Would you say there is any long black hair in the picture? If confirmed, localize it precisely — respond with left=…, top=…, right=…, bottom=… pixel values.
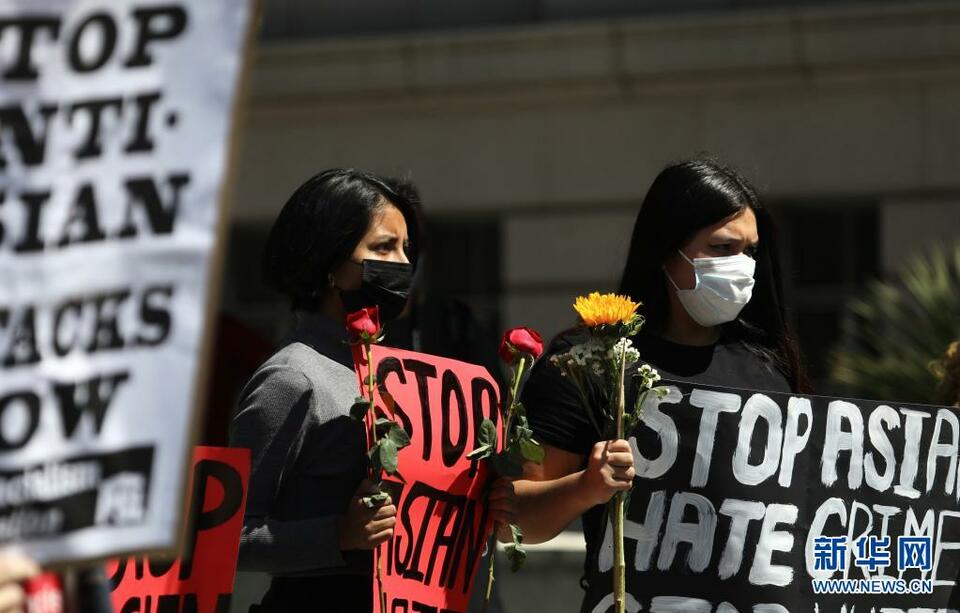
left=262, top=168, right=422, bottom=310
left=618, top=158, right=811, bottom=393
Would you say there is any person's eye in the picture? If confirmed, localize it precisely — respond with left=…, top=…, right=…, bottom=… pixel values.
left=711, top=244, right=732, bottom=253
left=374, top=241, right=393, bottom=253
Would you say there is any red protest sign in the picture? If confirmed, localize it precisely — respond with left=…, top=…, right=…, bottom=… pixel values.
left=106, top=446, right=250, bottom=613
left=353, top=345, right=502, bottom=613
left=24, top=573, right=64, bottom=613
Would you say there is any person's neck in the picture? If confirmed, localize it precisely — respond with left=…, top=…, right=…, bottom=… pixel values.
left=660, top=313, right=721, bottom=347
left=317, top=293, right=345, bottom=324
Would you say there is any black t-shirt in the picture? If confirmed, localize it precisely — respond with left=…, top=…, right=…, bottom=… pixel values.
left=522, top=328, right=791, bottom=607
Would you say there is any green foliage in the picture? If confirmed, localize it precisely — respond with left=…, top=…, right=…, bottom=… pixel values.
left=361, top=492, right=390, bottom=509
left=379, top=438, right=398, bottom=474
left=470, top=411, right=545, bottom=477
left=505, top=523, right=526, bottom=572
left=374, top=417, right=410, bottom=449
left=385, top=422, right=411, bottom=448
left=519, top=436, right=544, bottom=464
left=624, top=386, right=669, bottom=434
left=509, top=408, right=543, bottom=463
left=368, top=422, right=410, bottom=477
left=350, top=397, right=371, bottom=420
left=467, top=419, right=497, bottom=460
left=588, top=314, right=646, bottom=340
left=830, top=243, right=960, bottom=404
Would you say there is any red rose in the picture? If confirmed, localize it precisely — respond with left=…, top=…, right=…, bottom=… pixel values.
left=499, top=326, right=544, bottom=364
left=346, top=306, right=381, bottom=341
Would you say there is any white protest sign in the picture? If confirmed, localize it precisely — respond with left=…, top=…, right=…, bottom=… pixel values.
left=0, top=0, right=254, bottom=563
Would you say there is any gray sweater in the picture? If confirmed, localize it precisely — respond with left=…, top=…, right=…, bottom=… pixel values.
left=229, top=312, right=370, bottom=577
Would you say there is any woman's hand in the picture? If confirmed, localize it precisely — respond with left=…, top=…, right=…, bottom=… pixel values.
left=337, top=479, right=397, bottom=551
left=578, top=439, right=635, bottom=506
left=487, top=478, right=519, bottom=542
left=0, top=553, right=40, bottom=613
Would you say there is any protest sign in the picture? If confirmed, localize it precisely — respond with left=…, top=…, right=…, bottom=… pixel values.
left=0, top=0, right=255, bottom=562
left=24, top=573, right=64, bottom=613
left=583, top=381, right=960, bottom=612
left=106, top=446, right=251, bottom=613
left=353, top=345, right=502, bottom=613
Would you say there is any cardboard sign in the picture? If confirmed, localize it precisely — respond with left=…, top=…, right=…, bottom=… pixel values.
left=581, top=381, right=960, bottom=612
left=353, top=345, right=502, bottom=613
left=106, top=446, right=251, bottom=613
left=0, top=1, right=255, bottom=563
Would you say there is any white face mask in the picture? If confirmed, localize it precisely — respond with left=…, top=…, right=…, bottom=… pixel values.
left=666, top=250, right=756, bottom=327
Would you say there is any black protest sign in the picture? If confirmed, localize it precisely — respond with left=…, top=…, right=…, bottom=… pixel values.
left=583, top=381, right=960, bottom=612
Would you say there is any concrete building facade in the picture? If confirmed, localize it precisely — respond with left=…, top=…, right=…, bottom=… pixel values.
left=225, top=0, right=960, bottom=387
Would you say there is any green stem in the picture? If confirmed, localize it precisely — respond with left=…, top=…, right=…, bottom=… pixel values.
left=613, top=341, right=627, bottom=613
left=613, top=493, right=625, bottom=613
left=481, top=356, right=525, bottom=613
left=365, top=341, right=387, bottom=613
left=481, top=535, right=495, bottom=613
left=504, top=355, right=527, bottom=440
left=365, top=342, right=376, bottom=412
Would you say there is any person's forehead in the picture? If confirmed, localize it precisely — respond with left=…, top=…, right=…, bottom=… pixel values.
left=370, top=203, right=408, bottom=235
left=711, top=208, right=758, bottom=240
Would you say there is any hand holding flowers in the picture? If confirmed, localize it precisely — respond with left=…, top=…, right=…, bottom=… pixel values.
left=548, top=292, right=667, bottom=613
left=469, top=325, right=545, bottom=611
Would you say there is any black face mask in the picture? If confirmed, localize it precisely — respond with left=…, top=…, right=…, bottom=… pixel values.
left=337, top=259, right=413, bottom=322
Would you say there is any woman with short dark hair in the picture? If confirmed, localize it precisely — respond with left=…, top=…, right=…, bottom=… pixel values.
left=514, top=158, right=811, bottom=611
left=229, top=168, right=420, bottom=612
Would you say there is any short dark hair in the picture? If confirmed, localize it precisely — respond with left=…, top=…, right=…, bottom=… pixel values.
left=262, top=168, right=422, bottom=309
left=618, top=158, right=811, bottom=393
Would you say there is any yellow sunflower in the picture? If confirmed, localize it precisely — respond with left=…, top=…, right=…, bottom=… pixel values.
left=573, top=292, right=639, bottom=327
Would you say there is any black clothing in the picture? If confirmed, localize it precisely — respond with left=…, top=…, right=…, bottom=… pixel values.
left=253, top=575, right=372, bottom=613
left=523, top=328, right=791, bottom=610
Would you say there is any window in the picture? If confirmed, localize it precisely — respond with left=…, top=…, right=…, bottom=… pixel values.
left=774, top=201, right=880, bottom=390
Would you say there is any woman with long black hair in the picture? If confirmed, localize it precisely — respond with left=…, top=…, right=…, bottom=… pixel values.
left=514, top=158, right=811, bottom=611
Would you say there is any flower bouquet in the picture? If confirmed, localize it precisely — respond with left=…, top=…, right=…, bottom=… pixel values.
left=549, top=292, right=666, bottom=613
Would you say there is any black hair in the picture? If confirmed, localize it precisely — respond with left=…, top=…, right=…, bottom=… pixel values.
left=617, top=158, right=812, bottom=393
left=262, top=168, right=422, bottom=310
